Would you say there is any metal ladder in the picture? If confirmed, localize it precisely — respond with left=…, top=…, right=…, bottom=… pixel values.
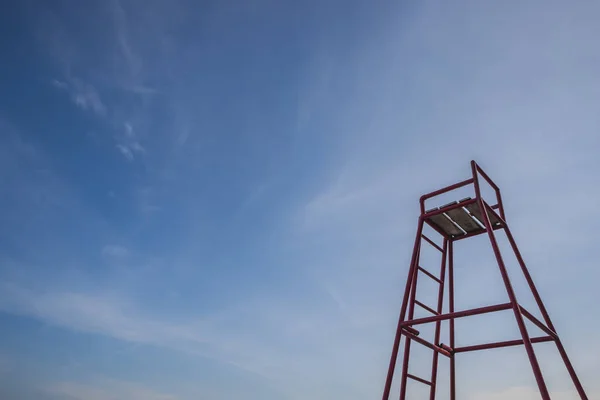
left=397, top=232, right=449, bottom=399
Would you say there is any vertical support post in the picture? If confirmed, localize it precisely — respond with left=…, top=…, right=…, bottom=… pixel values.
left=382, top=218, right=425, bottom=400
left=504, top=226, right=588, bottom=399
left=448, top=240, right=456, bottom=400
left=429, top=238, right=448, bottom=400
left=470, top=161, right=551, bottom=400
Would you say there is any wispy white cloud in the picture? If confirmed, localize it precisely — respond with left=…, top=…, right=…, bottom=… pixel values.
left=110, top=0, right=142, bottom=82
left=130, top=142, right=145, bottom=153
left=0, top=283, right=221, bottom=358
left=52, top=77, right=107, bottom=116
left=0, top=276, right=389, bottom=398
left=40, top=1, right=155, bottom=161
left=116, top=144, right=134, bottom=161
left=114, top=122, right=145, bottom=161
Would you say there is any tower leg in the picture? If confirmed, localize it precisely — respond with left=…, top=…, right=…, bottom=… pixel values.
left=483, top=222, right=550, bottom=399
left=554, top=340, right=589, bottom=400
left=504, top=226, right=589, bottom=399
left=471, top=162, right=550, bottom=400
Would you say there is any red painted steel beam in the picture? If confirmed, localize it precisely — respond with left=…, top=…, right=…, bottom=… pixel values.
left=448, top=240, right=456, bottom=400
left=422, top=234, right=444, bottom=252
left=403, top=326, right=420, bottom=336
left=554, top=339, right=590, bottom=400
left=482, top=200, right=507, bottom=226
left=400, top=302, right=512, bottom=327
left=473, top=161, right=505, bottom=219
left=439, top=343, right=453, bottom=353
left=471, top=160, right=551, bottom=399
left=504, top=227, right=555, bottom=331
left=474, top=163, right=500, bottom=191
left=401, top=329, right=451, bottom=358
left=506, top=220, right=590, bottom=400
left=418, top=266, right=442, bottom=284
left=420, top=178, right=474, bottom=214
left=407, top=374, right=432, bottom=386
left=415, top=300, right=439, bottom=316
left=453, top=336, right=554, bottom=353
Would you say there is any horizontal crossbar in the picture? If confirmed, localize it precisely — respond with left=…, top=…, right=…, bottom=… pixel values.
left=401, top=329, right=451, bottom=358
left=420, top=177, right=474, bottom=213
left=407, top=373, right=432, bottom=386
left=401, top=303, right=512, bottom=327
left=453, top=335, right=554, bottom=353
left=439, top=343, right=453, bottom=353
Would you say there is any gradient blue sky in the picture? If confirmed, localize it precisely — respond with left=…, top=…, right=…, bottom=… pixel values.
left=1, top=1, right=599, bottom=399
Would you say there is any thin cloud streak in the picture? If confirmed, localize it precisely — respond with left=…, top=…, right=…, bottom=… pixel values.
left=0, top=283, right=212, bottom=349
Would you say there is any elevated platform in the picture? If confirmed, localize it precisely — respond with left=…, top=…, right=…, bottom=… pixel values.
left=424, top=197, right=503, bottom=239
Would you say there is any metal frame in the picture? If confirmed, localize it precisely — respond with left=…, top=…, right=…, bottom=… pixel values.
left=381, top=161, right=588, bottom=400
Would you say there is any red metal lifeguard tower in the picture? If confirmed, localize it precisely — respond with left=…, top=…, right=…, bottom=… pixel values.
left=381, top=161, right=588, bottom=400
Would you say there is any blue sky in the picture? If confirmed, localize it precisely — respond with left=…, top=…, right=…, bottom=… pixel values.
left=0, top=0, right=599, bottom=399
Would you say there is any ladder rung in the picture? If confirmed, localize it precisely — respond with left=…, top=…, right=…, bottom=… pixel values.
left=407, top=373, right=432, bottom=386
left=421, top=234, right=443, bottom=252
left=418, top=266, right=442, bottom=284
left=415, top=300, right=439, bottom=316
